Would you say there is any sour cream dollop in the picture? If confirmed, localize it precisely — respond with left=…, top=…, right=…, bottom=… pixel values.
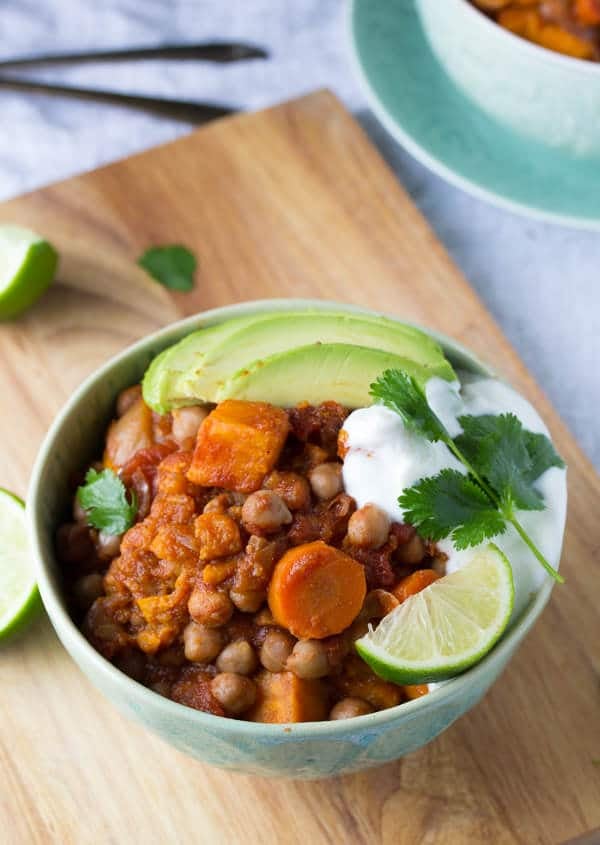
left=341, top=375, right=567, bottom=622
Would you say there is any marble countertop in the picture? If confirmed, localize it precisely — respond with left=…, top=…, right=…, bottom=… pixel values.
left=1, top=0, right=598, bottom=468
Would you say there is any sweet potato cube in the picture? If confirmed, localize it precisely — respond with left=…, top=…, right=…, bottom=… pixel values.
left=574, top=0, right=600, bottom=26
left=202, top=559, right=238, bottom=586
left=404, top=684, right=429, bottom=701
left=334, top=655, right=403, bottom=710
left=194, top=512, right=242, bottom=560
left=187, top=400, right=290, bottom=492
left=247, top=670, right=328, bottom=723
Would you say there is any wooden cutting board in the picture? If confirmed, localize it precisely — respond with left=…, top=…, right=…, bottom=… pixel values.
left=0, top=91, right=598, bottom=845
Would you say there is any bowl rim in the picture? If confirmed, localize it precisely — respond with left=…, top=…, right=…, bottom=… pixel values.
left=27, top=297, right=559, bottom=737
left=453, top=0, right=600, bottom=74
left=348, top=0, right=600, bottom=231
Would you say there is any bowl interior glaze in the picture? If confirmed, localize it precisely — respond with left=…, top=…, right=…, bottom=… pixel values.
left=417, top=0, right=600, bottom=158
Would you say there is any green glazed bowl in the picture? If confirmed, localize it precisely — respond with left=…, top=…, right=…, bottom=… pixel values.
left=27, top=299, right=560, bottom=779
left=416, top=0, right=600, bottom=158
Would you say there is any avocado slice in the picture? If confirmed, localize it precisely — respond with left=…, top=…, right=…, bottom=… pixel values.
left=143, top=315, right=259, bottom=413
left=218, top=343, right=453, bottom=408
left=144, top=310, right=455, bottom=411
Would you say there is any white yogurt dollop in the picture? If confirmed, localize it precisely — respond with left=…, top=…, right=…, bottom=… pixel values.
left=342, top=375, right=567, bottom=622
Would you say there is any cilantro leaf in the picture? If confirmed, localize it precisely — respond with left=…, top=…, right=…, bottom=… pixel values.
left=456, top=413, right=564, bottom=512
left=523, top=429, right=565, bottom=482
left=399, top=468, right=506, bottom=550
left=370, top=369, right=449, bottom=443
left=138, top=245, right=197, bottom=292
left=77, top=468, right=137, bottom=535
left=374, top=366, right=566, bottom=584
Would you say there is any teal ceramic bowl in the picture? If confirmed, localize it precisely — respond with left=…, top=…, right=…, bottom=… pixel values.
left=27, top=299, right=559, bottom=779
left=416, top=0, right=600, bottom=158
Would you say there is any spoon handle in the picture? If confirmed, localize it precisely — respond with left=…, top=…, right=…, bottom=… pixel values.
left=0, top=76, right=236, bottom=123
left=0, top=42, right=268, bottom=69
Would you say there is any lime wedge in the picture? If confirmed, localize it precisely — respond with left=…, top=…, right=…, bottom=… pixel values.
left=356, top=544, right=514, bottom=684
left=0, top=489, right=40, bottom=639
left=0, top=224, right=58, bottom=320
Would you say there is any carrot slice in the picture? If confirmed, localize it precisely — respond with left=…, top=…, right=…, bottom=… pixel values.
left=392, top=569, right=440, bottom=604
left=202, top=559, right=237, bottom=586
left=268, top=540, right=366, bottom=639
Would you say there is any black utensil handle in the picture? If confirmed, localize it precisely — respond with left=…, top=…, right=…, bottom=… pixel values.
left=0, top=76, right=236, bottom=123
left=0, top=42, right=268, bottom=69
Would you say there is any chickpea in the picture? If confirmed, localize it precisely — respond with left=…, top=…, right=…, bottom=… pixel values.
left=432, top=556, right=447, bottom=576
left=56, top=522, right=95, bottom=565
left=73, top=573, right=104, bottom=610
left=211, top=672, right=256, bottom=715
left=229, top=588, right=266, bottom=614
left=347, top=504, right=391, bottom=549
left=203, top=494, right=231, bottom=514
left=241, top=490, right=292, bottom=534
left=85, top=604, right=123, bottom=642
left=216, top=640, right=258, bottom=675
left=396, top=533, right=426, bottom=565
left=308, top=462, right=343, bottom=500
left=286, top=639, right=330, bottom=679
left=330, top=698, right=374, bottom=720
left=116, top=385, right=142, bottom=417
left=188, top=587, right=233, bottom=628
left=259, top=629, right=295, bottom=673
left=72, top=495, right=88, bottom=524
left=253, top=607, right=276, bottom=626
left=171, top=405, right=208, bottom=445
left=304, top=444, right=329, bottom=469
left=183, top=621, right=225, bottom=663
left=348, top=617, right=370, bottom=642
left=362, top=589, right=399, bottom=620
left=264, top=471, right=311, bottom=511
left=96, top=530, right=122, bottom=560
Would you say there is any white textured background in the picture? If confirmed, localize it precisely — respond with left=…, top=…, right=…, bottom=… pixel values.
left=1, top=0, right=598, bottom=468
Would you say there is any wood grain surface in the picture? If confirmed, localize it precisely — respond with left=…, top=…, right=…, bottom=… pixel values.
left=0, top=91, right=598, bottom=845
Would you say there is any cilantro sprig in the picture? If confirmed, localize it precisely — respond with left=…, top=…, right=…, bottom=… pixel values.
left=77, top=468, right=138, bottom=536
left=370, top=369, right=565, bottom=583
left=138, top=244, right=197, bottom=292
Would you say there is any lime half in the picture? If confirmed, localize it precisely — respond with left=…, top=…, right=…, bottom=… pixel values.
left=0, top=489, right=40, bottom=639
left=0, top=224, right=58, bottom=320
left=356, top=544, right=514, bottom=684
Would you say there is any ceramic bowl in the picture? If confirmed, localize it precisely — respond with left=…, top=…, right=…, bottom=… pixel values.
left=416, top=0, right=600, bottom=158
left=27, top=299, right=559, bottom=779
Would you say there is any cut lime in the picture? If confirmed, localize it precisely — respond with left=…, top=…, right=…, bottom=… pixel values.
left=0, top=489, right=40, bottom=640
left=0, top=224, right=58, bottom=320
left=356, top=544, right=514, bottom=684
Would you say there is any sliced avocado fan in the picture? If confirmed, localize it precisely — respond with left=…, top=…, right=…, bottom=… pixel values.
left=143, top=310, right=455, bottom=412
left=143, top=315, right=256, bottom=413
left=219, top=343, right=451, bottom=408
